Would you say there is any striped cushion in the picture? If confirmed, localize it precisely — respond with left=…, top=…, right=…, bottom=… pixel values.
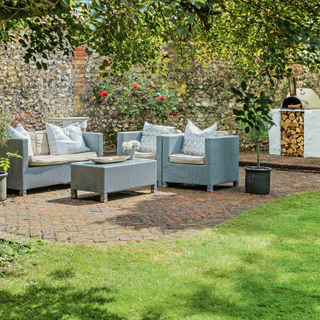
left=46, top=123, right=90, bottom=156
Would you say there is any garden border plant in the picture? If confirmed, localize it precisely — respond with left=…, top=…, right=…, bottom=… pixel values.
left=0, top=238, right=44, bottom=276
left=92, top=72, right=180, bottom=124
left=0, top=110, right=22, bottom=201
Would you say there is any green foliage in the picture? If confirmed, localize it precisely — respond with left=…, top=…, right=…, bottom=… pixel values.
left=92, top=77, right=113, bottom=100
left=0, top=238, right=44, bottom=270
left=0, top=110, right=9, bottom=148
left=103, top=132, right=117, bottom=150
left=93, top=72, right=180, bottom=125
left=232, top=80, right=275, bottom=168
left=1, top=1, right=320, bottom=79
left=0, top=111, right=20, bottom=172
left=0, top=151, right=22, bottom=172
left=234, top=112, right=270, bottom=144
left=150, top=87, right=179, bottom=124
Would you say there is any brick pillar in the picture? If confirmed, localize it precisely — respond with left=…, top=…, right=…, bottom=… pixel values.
left=71, top=46, right=88, bottom=109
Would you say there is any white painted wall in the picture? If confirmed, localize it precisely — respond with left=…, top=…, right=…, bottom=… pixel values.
left=304, top=110, right=320, bottom=157
left=269, top=109, right=281, bottom=155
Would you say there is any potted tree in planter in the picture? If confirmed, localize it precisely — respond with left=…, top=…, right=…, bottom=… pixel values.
left=232, top=81, right=275, bottom=194
left=0, top=110, right=21, bottom=201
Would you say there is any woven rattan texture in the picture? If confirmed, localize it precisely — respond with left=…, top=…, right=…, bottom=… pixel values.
left=83, top=132, right=103, bottom=157
left=71, top=159, right=157, bottom=195
left=0, top=133, right=103, bottom=195
left=117, top=131, right=163, bottom=185
left=162, top=134, right=239, bottom=191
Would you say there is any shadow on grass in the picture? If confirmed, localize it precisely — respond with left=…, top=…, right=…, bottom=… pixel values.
left=49, top=268, right=76, bottom=280
left=140, top=267, right=320, bottom=320
left=0, top=284, right=124, bottom=319
left=2, top=250, right=319, bottom=319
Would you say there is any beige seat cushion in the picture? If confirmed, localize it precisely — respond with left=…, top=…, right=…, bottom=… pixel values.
left=215, top=131, right=228, bottom=137
left=29, top=151, right=97, bottom=166
left=28, top=131, right=50, bottom=156
left=169, top=153, right=205, bottom=165
left=135, top=151, right=156, bottom=160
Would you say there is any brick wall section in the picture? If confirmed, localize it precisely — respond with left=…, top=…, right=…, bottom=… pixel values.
left=72, top=46, right=88, bottom=108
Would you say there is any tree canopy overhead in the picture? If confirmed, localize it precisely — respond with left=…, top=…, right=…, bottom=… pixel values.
left=0, top=0, right=320, bottom=79
left=0, top=0, right=66, bottom=20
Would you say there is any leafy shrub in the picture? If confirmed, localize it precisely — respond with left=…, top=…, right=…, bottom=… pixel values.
left=0, top=239, right=45, bottom=274
left=93, top=72, right=179, bottom=125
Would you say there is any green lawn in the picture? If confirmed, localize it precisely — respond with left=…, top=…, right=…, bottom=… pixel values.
left=1, top=190, right=320, bottom=319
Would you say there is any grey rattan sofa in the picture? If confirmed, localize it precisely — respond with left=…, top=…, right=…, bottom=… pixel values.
left=0, top=132, right=103, bottom=195
left=117, top=131, right=163, bottom=185
left=161, top=134, right=239, bottom=191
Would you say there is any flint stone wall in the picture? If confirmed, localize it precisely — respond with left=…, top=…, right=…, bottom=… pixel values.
left=0, top=42, right=100, bottom=130
left=0, top=41, right=318, bottom=151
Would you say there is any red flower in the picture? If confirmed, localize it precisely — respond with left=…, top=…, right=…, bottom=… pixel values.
left=172, top=112, right=178, bottom=116
left=108, top=60, right=112, bottom=64
left=160, top=96, right=165, bottom=101
left=98, top=91, right=103, bottom=97
left=133, top=84, right=139, bottom=89
left=157, top=96, right=161, bottom=100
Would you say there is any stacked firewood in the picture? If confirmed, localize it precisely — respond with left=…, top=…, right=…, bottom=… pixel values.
left=280, top=111, right=304, bottom=157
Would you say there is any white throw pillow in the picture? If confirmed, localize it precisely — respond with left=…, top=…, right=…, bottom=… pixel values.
left=139, top=121, right=175, bottom=153
left=7, top=123, right=34, bottom=157
left=182, top=119, right=217, bottom=156
left=46, top=123, right=90, bottom=156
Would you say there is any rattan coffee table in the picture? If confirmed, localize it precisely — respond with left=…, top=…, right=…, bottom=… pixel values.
left=70, top=158, right=157, bottom=202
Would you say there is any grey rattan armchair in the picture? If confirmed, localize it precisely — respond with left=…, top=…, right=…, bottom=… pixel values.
left=0, top=132, right=103, bottom=195
left=161, top=134, right=239, bottom=191
left=117, top=131, right=163, bottom=185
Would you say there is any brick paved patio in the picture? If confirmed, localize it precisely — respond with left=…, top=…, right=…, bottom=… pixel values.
left=1, top=152, right=320, bottom=245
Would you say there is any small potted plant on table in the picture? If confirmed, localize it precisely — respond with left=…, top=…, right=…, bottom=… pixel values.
left=232, top=81, right=275, bottom=194
left=122, top=140, right=140, bottom=160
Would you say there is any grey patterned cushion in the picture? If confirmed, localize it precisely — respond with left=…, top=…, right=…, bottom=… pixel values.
left=182, top=119, right=217, bottom=156
left=139, top=121, right=175, bottom=153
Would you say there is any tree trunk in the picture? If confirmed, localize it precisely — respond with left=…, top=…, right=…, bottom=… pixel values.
left=256, top=139, right=260, bottom=169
